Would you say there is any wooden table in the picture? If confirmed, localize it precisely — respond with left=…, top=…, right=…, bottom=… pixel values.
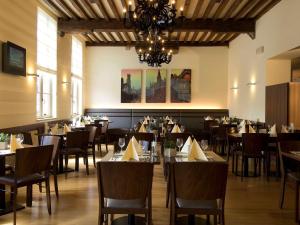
left=281, top=151, right=300, bottom=162
left=164, top=150, right=225, bottom=163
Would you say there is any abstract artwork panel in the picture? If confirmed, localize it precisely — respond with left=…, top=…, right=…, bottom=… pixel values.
left=121, top=69, right=142, bottom=103
left=171, top=69, right=191, bottom=103
left=146, top=69, right=167, bottom=103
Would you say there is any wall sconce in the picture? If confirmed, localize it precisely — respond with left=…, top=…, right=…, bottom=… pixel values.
left=27, top=73, right=39, bottom=78
left=62, top=81, right=71, bottom=85
left=230, top=87, right=239, bottom=90
left=247, top=82, right=257, bottom=86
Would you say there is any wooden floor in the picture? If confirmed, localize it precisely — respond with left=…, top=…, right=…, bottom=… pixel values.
left=0, top=146, right=298, bottom=225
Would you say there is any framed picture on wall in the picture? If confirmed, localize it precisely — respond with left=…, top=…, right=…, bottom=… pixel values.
left=146, top=69, right=167, bottom=103
left=121, top=69, right=142, bottom=103
left=170, top=69, right=191, bottom=103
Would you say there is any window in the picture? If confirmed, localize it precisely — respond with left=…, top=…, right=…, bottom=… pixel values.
left=71, top=37, right=83, bottom=115
left=36, top=8, right=57, bottom=119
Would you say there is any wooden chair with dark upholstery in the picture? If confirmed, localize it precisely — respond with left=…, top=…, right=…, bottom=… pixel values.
left=128, top=132, right=155, bottom=151
left=40, top=135, right=61, bottom=198
left=97, top=161, right=154, bottom=225
left=278, top=133, right=300, bottom=223
left=107, top=128, right=130, bottom=153
left=94, top=121, right=109, bottom=154
left=62, top=131, right=90, bottom=175
left=212, top=126, right=227, bottom=155
left=0, top=145, right=53, bottom=225
left=170, top=161, right=228, bottom=225
left=85, top=125, right=98, bottom=167
left=234, top=133, right=268, bottom=180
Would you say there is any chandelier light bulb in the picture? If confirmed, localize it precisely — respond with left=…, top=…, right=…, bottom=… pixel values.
left=139, top=48, right=142, bottom=52
left=162, top=47, right=165, bottom=51
left=123, top=8, right=126, bottom=13
left=128, top=1, right=132, bottom=5
left=133, top=13, right=137, bottom=19
left=149, top=47, right=152, bottom=51
left=180, top=7, right=184, bottom=11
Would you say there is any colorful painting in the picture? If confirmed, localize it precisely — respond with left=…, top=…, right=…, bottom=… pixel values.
left=146, top=69, right=167, bottom=103
left=121, top=69, right=142, bottom=103
left=171, top=69, right=191, bottom=103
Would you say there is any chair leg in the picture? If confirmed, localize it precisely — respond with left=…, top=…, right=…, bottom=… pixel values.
left=93, top=145, right=96, bottom=168
left=64, top=155, right=68, bottom=167
left=295, top=182, right=299, bottom=223
left=12, top=186, right=17, bottom=225
left=54, top=173, right=59, bottom=199
left=45, top=178, right=52, bottom=215
left=241, top=157, right=244, bottom=181
left=213, top=215, right=217, bottom=225
left=26, top=185, right=32, bottom=207
left=166, top=175, right=169, bottom=208
left=39, top=182, right=43, bottom=193
left=206, top=215, right=210, bottom=225
left=75, top=156, right=79, bottom=171
left=85, top=155, right=89, bottom=175
left=279, top=174, right=286, bottom=208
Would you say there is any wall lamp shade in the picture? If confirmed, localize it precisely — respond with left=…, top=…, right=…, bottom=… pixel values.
left=26, top=73, right=39, bottom=78
left=230, top=87, right=239, bottom=90
left=62, top=81, right=71, bottom=85
left=247, top=82, right=257, bottom=86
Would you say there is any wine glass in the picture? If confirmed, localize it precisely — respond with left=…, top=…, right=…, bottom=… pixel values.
left=118, top=138, right=125, bottom=153
left=200, top=140, right=209, bottom=151
left=16, top=133, right=24, bottom=144
left=176, top=138, right=183, bottom=152
left=180, top=125, right=185, bottom=133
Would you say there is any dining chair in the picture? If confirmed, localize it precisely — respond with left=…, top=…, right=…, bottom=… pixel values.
left=234, top=133, right=268, bottom=180
left=0, top=145, right=53, bottom=225
left=164, top=132, right=193, bottom=208
left=94, top=121, right=109, bottom=154
left=278, top=133, right=300, bottom=223
left=40, top=135, right=61, bottom=198
left=85, top=125, right=98, bottom=167
left=128, top=132, right=155, bottom=151
left=170, top=161, right=228, bottom=225
left=211, top=126, right=227, bottom=155
left=97, top=161, right=154, bottom=225
left=62, top=131, right=90, bottom=175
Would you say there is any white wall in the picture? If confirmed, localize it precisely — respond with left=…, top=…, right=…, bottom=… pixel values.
left=85, top=47, right=228, bottom=109
left=228, top=0, right=300, bottom=121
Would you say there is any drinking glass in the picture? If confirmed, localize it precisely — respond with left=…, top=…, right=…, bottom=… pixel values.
left=118, top=138, right=125, bottom=153
left=180, top=125, right=185, bottom=133
left=176, top=138, right=183, bottom=151
left=16, top=133, right=24, bottom=144
left=200, top=140, right=209, bottom=151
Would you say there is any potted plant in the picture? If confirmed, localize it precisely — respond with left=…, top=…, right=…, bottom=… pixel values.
left=163, top=139, right=176, bottom=157
left=0, top=133, right=9, bottom=149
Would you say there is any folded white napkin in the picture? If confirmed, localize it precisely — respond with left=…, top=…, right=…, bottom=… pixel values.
left=122, top=139, right=139, bottom=161
left=132, top=136, right=143, bottom=155
left=239, top=124, right=246, bottom=134
left=249, top=125, right=256, bottom=133
left=10, top=134, right=23, bottom=152
left=142, top=119, right=148, bottom=125
left=205, top=116, right=213, bottom=120
left=223, top=120, right=229, bottom=124
left=139, top=124, right=147, bottom=133
left=165, top=116, right=170, bottom=120
left=64, top=124, right=72, bottom=133
left=188, top=139, right=208, bottom=161
left=281, top=125, right=289, bottom=133
left=239, top=120, right=245, bottom=127
left=171, top=125, right=181, bottom=133
left=181, top=136, right=192, bottom=153
left=51, top=124, right=59, bottom=135
left=168, top=120, right=174, bottom=125
left=269, top=124, right=276, bottom=134
left=146, top=116, right=150, bottom=120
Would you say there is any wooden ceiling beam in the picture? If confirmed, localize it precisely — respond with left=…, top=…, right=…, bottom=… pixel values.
left=54, top=0, right=80, bottom=19
left=58, top=18, right=256, bottom=34
left=84, top=33, right=94, bottom=42
left=69, top=0, right=88, bottom=19
left=212, top=0, right=230, bottom=19
left=132, top=32, right=140, bottom=42
left=105, top=32, right=117, bottom=42
left=91, top=33, right=102, bottom=42
left=192, top=0, right=205, bottom=20
left=198, top=31, right=208, bottom=42
left=86, top=41, right=229, bottom=47
left=42, top=0, right=69, bottom=18
left=89, top=0, right=110, bottom=21
left=190, top=32, right=198, bottom=42
left=234, top=0, right=260, bottom=19
left=120, top=0, right=128, bottom=10
left=183, top=32, right=190, bottom=43
left=212, top=32, right=224, bottom=42
left=116, top=32, right=125, bottom=42
left=182, top=0, right=191, bottom=17
left=96, top=32, right=108, bottom=42
left=205, top=32, right=216, bottom=42
left=107, top=0, right=121, bottom=20
left=219, top=33, right=232, bottom=42
left=245, top=0, right=271, bottom=18
left=223, top=0, right=243, bottom=19
left=123, top=32, right=132, bottom=43
left=74, top=0, right=91, bottom=18
left=176, top=32, right=181, bottom=41
left=203, top=0, right=217, bottom=19
left=255, top=0, right=281, bottom=19
left=227, top=33, right=240, bottom=42
left=81, top=0, right=100, bottom=18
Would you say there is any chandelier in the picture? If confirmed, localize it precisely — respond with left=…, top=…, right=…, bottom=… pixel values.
left=138, top=34, right=172, bottom=67
left=123, top=0, right=178, bottom=35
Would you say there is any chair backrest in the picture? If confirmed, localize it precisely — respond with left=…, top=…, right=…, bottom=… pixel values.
left=171, top=162, right=228, bottom=201
left=242, top=133, right=268, bottom=156
left=128, top=132, right=155, bottom=143
left=85, top=125, right=98, bottom=143
left=97, top=161, right=153, bottom=201
left=278, top=133, right=300, bottom=175
left=164, top=132, right=192, bottom=142
left=40, top=135, right=60, bottom=165
left=107, top=129, right=130, bottom=152
left=66, top=131, right=90, bottom=149
left=15, top=145, right=53, bottom=178
left=101, top=121, right=109, bottom=134
left=204, top=120, right=219, bottom=130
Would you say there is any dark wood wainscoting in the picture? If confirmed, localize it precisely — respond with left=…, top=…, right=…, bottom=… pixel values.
left=265, top=83, right=289, bottom=130
left=84, top=108, right=229, bottom=130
